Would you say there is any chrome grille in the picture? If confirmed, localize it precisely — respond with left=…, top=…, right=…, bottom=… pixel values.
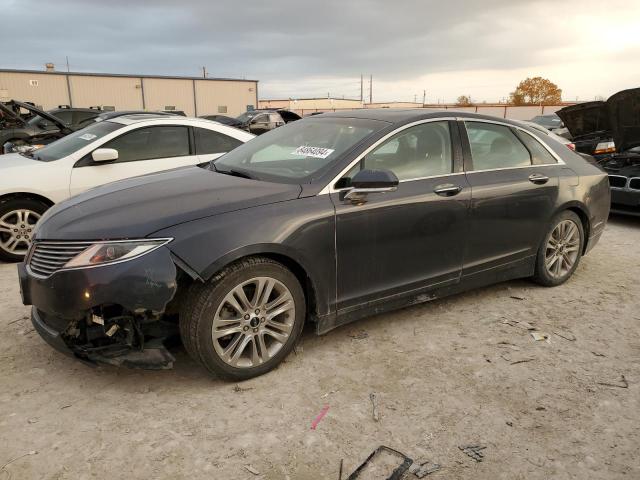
left=608, top=175, right=628, bottom=188
left=28, top=241, right=93, bottom=277
left=630, top=178, right=640, bottom=191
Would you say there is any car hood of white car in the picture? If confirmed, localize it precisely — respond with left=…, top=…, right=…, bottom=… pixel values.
left=0, top=152, right=43, bottom=170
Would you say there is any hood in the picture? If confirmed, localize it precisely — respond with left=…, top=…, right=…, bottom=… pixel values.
left=0, top=103, right=26, bottom=127
left=556, top=101, right=610, bottom=139
left=11, top=100, right=71, bottom=133
left=607, top=87, right=640, bottom=153
left=35, top=166, right=302, bottom=240
left=0, top=152, right=41, bottom=168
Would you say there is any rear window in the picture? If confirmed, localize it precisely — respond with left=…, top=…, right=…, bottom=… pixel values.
left=195, top=127, right=242, bottom=154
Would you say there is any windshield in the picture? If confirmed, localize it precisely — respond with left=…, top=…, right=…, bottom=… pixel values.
left=214, top=117, right=385, bottom=183
left=531, top=115, right=562, bottom=128
left=236, top=111, right=259, bottom=123
left=28, top=121, right=122, bottom=162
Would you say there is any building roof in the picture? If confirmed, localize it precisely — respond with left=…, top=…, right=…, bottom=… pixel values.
left=0, top=68, right=258, bottom=83
left=261, top=97, right=362, bottom=102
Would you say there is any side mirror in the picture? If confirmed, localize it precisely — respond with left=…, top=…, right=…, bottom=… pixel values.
left=344, top=169, right=399, bottom=202
left=91, top=148, right=118, bottom=162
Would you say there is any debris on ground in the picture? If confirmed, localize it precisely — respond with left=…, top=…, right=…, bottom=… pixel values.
left=311, top=405, right=330, bottom=430
left=459, top=444, right=486, bottom=462
left=294, top=344, right=304, bottom=355
left=408, top=460, right=441, bottom=477
left=232, top=384, right=254, bottom=393
left=597, top=375, right=628, bottom=389
left=554, top=330, right=577, bottom=341
left=592, top=351, right=606, bottom=357
left=0, top=450, right=38, bottom=475
left=370, top=393, right=380, bottom=422
left=530, top=332, right=550, bottom=342
left=338, top=458, right=344, bottom=480
left=321, top=390, right=338, bottom=399
left=509, top=357, right=535, bottom=365
left=509, top=295, right=526, bottom=300
left=501, top=319, right=536, bottom=331
left=346, top=446, right=412, bottom=479
left=244, top=464, right=260, bottom=475
left=348, top=330, right=369, bottom=340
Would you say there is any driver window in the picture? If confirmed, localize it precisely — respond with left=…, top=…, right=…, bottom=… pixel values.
left=336, top=121, right=453, bottom=187
left=101, top=126, right=190, bottom=163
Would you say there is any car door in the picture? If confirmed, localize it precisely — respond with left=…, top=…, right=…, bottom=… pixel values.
left=69, top=124, right=194, bottom=196
left=460, top=120, right=561, bottom=276
left=194, top=126, right=243, bottom=164
left=330, top=119, right=471, bottom=312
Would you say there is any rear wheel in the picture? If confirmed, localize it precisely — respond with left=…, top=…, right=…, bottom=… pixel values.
left=0, top=198, right=48, bottom=262
left=532, top=210, right=584, bottom=287
left=180, top=257, right=305, bottom=380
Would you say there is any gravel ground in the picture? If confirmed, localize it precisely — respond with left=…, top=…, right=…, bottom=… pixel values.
left=0, top=215, right=638, bottom=480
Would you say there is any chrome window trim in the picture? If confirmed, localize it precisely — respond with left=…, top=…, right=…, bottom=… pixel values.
left=318, top=116, right=566, bottom=195
left=460, top=117, right=566, bottom=168
left=319, top=117, right=457, bottom=195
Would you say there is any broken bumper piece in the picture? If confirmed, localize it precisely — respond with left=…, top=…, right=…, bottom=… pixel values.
left=31, top=307, right=176, bottom=369
left=20, top=245, right=181, bottom=370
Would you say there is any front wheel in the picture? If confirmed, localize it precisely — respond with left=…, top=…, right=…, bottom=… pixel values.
left=0, top=198, right=48, bottom=262
left=532, top=210, right=584, bottom=287
left=180, top=257, right=305, bottom=380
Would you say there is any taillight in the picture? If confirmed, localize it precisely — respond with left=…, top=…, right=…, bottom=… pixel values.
left=566, top=143, right=576, bottom=151
left=594, top=141, right=616, bottom=155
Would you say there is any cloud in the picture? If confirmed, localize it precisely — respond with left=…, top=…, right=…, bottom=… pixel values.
left=1, top=0, right=639, bottom=102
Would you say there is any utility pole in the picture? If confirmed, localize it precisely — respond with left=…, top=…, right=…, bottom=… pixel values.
left=414, top=94, right=417, bottom=103
left=423, top=90, right=426, bottom=106
left=360, top=74, right=363, bottom=103
left=65, top=56, right=70, bottom=72
left=369, top=74, right=373, bottom=104
left=202, top=66, right=207, bottom=78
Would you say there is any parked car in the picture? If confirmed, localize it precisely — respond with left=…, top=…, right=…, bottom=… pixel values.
left=590, top=88, right=640, bottom=215
left=1, top=101, right=102, bottom=154
left=236, top=109, right=301, bottom=135
left=0, top=114, right=253, bottom=261
left=18, top=109, right=609, bottom=379
left=556, top=100, right=613, bottom=157
left=200, top=114, right=243, bottom=128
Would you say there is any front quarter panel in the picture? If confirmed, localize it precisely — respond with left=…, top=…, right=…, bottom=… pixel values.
left=153, top=196, right=337, bottom=317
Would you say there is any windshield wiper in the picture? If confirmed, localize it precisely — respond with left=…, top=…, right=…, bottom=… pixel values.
left=211, top=163, right=255, bottom=180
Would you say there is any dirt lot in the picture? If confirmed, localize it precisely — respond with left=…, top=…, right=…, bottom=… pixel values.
left=0, top=215, right=639, bottom=480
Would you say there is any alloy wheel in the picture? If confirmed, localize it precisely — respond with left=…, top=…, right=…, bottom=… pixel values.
left=0, top=209, right=40, bottom=257
left=211, top=276, right=296, bottom=368
left=544, top=219, right=580, bottom=279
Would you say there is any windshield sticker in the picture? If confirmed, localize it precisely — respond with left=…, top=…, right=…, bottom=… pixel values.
left=291, top=146, right=335, bottom=159
left=79, top=133, right=97, bottom=141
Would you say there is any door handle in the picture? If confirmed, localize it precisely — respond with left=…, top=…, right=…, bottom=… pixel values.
left=528, top=173, right=549, bottom=184
left=434, top=184, right=462, bottom=196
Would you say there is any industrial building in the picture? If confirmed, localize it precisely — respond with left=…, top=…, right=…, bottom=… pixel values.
left=0, top=67, right=258, bottom=117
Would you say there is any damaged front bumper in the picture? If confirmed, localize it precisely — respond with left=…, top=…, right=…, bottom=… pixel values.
left=19, top=246, right=181, bottom=369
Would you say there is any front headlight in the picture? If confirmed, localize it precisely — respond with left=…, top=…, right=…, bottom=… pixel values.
left=64, top=238, right=172, bottom=269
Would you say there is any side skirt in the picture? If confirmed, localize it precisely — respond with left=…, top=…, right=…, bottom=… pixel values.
left=315, top=256, right=535, bottom=335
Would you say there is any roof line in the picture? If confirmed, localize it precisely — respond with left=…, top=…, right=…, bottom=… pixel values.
left=260, top=97, right=363, bottom=102
left=0, top=68, right=258, bottom=83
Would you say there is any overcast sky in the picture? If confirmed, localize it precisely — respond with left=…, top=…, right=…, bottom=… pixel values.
left=2, top=0, right=639, bottom=103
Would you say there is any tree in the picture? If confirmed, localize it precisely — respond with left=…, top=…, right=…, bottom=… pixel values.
left=510, top=77, right=562, bottom=105
left=456, top=95, right=472, bottom=106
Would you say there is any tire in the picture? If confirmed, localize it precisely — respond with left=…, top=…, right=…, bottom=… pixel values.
left=180, top=257, right=306, bottom=380
left=0, top=197, right=49, bottom=262
left=532, top=210, right=584, bottom=287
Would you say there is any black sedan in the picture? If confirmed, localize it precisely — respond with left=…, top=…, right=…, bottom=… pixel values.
left=18, top=109, right=610, bottom=380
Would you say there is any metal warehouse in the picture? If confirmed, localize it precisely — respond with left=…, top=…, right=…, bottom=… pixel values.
left=0, top=67, right=258, bottom=117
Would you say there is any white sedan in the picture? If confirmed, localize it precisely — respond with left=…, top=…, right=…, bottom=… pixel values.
left=0, top=114, right=253, bottom=261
